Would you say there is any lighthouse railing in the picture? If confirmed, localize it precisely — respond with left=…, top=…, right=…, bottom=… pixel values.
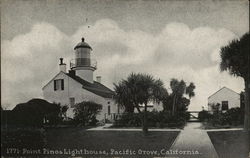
left=70, top=58, right=97, bottom=69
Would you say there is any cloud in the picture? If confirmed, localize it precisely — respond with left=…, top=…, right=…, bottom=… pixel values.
left=1, top=19, right=244, bottom=110
left=1, top=22, right=70, bottom=108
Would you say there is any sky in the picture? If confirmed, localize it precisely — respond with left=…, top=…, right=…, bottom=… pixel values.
left=1, top=0, right=249, bottom=110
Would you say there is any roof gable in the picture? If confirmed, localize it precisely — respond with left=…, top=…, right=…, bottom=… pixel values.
left=42, top=71, right=66, bottom=90
left=208, top=87, right=239, bottom=99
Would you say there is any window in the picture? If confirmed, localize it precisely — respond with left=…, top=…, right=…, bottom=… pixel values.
left=221, top=101, right=229, bottom=111
left=69, top=97, right=75, bottom=107
left=54, top=79, right=64, bottom=91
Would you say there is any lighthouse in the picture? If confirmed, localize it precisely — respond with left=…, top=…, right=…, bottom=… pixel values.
left=43, top=37, right=119, bottom=121
left=70, top=38, right=97, bottom=83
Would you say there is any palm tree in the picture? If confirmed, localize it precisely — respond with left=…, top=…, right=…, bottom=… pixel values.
left=170, top=79, right=186, bottom=115
left=186, top=82, right=195, bottom=99
left=220, top=32, right=249, bottom=131
left=170, top=79, right=195, bottom=115
left=114, top=81, right=135, bottom=113
left=114, top=73, right=168, bottom=134
left=169, top=79, right=196, bottom=115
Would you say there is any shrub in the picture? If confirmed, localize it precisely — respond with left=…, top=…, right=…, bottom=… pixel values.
left=204, top=107, right=244, bottom=126
left=73, top=101, right=102, bottom=126
left=113, top=110, right=189, bottom=128
left=198, top=110, right=212, bottom=121
left=211, top=113, right=227, bottom=126
left=60, top=119, right=78, bottom=126
left=165, top=111, right=187, bottom=127
left=223, top=107, right=244, bottom=125
left=9, top=99, right=63, bottom=127
left=113, top=113, right=142, bottom=127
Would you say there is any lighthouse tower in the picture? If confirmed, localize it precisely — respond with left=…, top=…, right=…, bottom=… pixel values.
left=70, top=38, right=97, bottom=83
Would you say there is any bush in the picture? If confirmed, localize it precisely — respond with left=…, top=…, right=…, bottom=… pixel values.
left=222, top=107, right=244, bottom=125
left=60, top=119, right=78, bottom=126
left=6, top=99, right=63, bottom=127
left=113, top=110, right=189, bottom=128
left=113, top=113, right=142, bottom=127
left=210, top=113, right=227, bottom=126
left=73, top=101, right=102, bottom=126
left=198, top=110, right=212, bottom=121
left=203, top=107, right=244, bottom=126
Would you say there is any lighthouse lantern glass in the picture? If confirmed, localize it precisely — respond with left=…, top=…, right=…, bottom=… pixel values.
left=75, top=47, right=91, bottom=67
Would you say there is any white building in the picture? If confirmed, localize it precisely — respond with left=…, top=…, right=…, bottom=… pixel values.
left=138, top=102, right=164, bottom=112
left=208, top=87, right=240, bottom=113
left=42, top=38, right=119, bottom=121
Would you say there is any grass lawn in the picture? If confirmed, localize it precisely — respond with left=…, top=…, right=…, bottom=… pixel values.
left=2, top=127, right=179, bottom=157
left=202, top=122, right=243, bottom=129
left=108, top=126, right=183, bottom=129
left=45, top=128, right=179, bottom=157
left=207, top=130, right=249, bottom=158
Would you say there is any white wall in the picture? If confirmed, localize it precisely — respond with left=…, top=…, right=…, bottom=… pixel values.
left=151, top=102, right=164, bottom=112
left=134, top=101, right=164, bottom=113
left=208, top=87, right=240, bottom=112
left=75, top=69, right=94, bottom=83
left=42, top=72, right=117, bottom=121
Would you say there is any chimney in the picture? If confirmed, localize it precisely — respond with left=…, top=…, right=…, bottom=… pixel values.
left=96, top=76, right=101, bottom=83
left=69, top=70, right=76, bottom=77
left=59, top=58, right=66, bottom=73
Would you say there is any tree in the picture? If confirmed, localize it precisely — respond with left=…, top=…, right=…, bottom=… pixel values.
left=12, top=99, right=62, bottom=126
left=167, top=79, right=195, bottom=115
left=114, top=81, right=135, bottom=113
left=220, top=32, right=249, bottom=131
left=170, top=79, right=185, bottom=115
left=114, top=73, right=168, bottom=134
left=186, top=82, right=196, bottom=99
left=73, top=101, right=102, bottom=126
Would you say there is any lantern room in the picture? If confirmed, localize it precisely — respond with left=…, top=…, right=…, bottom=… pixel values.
left=70, top=38, right=97, bottom=83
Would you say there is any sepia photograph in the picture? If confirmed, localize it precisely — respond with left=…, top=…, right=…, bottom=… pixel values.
left=1, top=0, right=249, bottom=157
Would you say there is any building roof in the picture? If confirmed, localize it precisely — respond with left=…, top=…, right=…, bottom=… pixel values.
left=208, top=87, right=239, bottom=99
left=74, top=38, right=92, bottom=50
left=66, top=73, right=115, bottom=98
